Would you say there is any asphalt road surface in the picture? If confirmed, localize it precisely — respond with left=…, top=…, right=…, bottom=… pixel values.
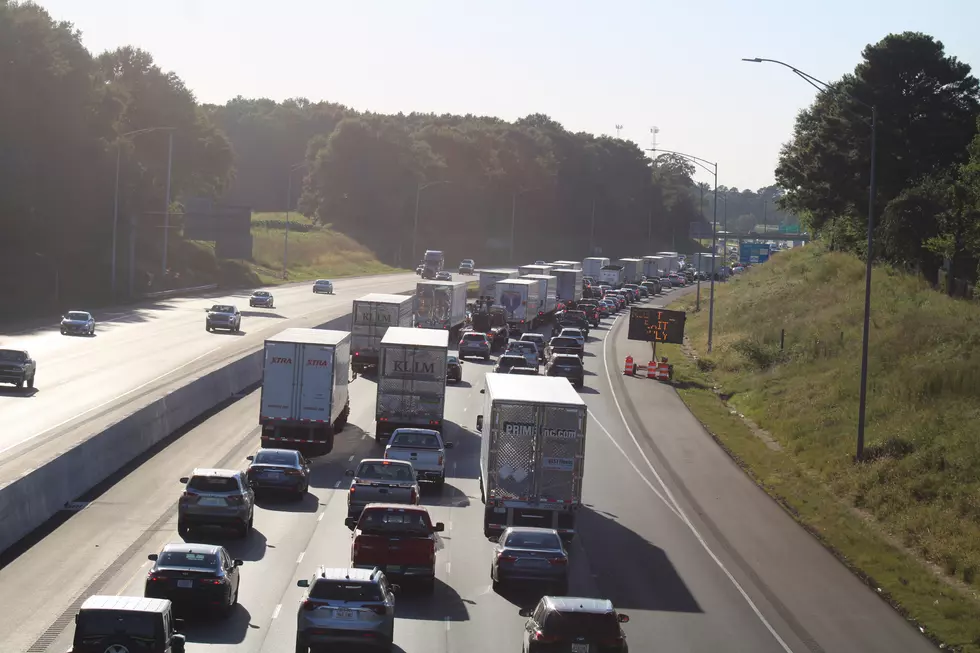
left=0, top=287, right=936, bottom=653
left=0, top=273, right=416, bottom=480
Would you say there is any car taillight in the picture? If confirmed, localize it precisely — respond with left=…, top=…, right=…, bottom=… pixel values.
left=437, top=455, right=444, bottom=466
left=601, top=636, right=624, bottom=646
left=497, top=554, right=516, bottom=563
left=533, top=631, right=560, bottom=642
left=410, top=488, right=418, bottom=503
left=549, top=557, right=567, bottom=565
left=180, top=492, right=199, bottom=502
left=369, top=605, right=387, bottom=615
left=226, top=495, right=243, bottom=505
left=302, top=599, right=317, bottom=611
left=146, top=573, right=163, bottom=582
left=349, top=485, right=356, bottom=493
left=201, top=578, right=224, bottom=585
left=354, top=352, right=360, bottom=356
left=286, top=469, right=303, bottom=476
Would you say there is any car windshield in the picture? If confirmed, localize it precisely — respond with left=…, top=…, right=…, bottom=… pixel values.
left=210, top=305, right=234, bottom=313
left=76, top=610, right=157, bottom=639
left=187, top=476, right=238, bottom=492
left=158, top=550, right=219, bottom=569
left=357, top=508, right=432, bottom=534
left=504, top=530, right=561, bottom=549
left=66, top=312, right=90, bottom=320
left=462, top=333, right=486, bottom=342
left=521, top=334, right=544, bottom=343
left=356, top=461, right=414, bottom=481
left=508, top=342, right=535, bottom=353
left=560, top=330, right=583, bottom=338
left=310, top=580, right=383, bottom=602
left=253, top=451, right=299, bottom=466
left=554, top=357, right=582, bottom=367
left=551, top=338, right=577, bottom=348
left=390, top=431, right=442, bottom=449
left=252, top=291, right=269, bottom=297
left=0, top=350, right=27, bottom=362
left=497, top=356, right=524, bottom=369
left=316, top=280, right=330, bottom=284
left=543, top=611, right=620, bottom=639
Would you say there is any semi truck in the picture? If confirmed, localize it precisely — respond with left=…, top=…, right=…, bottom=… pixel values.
left=552, top=260, right=581, bottom=270
left=518, top=264, right=554, bottom=277
left=476, top=268, right=519, bottom=299
left=414, top=279, right=468, bottom=337
left=617, top=258, right=644, bottom=284
left=259, top=328, right=351, bottom=456
left=642, top=255, right=665, bottom=278
left=350, top=293, right=415, bottom=373
left=375, top=327, right=449, bottom=441
left=476, top=374, right=587, bottom=540
left=555, top=268, right=583, bottom=304
left=495, top=278, right=541, bottom=332
left=521, top=274, right=557, bottom=317
left=599, top=264, right=625, bottom=287
left=422, top=249, right=445, bottom=278
left=581, top=257, right=610, bottom=279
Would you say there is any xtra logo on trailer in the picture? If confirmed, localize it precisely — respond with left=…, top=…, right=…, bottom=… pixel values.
left=307, top=359, right=330, bottom=367
left=393, top=361, right=435, bottom=374
left=271, top=357, right=292, bottom=364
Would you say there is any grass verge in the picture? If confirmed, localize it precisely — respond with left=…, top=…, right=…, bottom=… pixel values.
left=662, top=243, right=980, bottom=652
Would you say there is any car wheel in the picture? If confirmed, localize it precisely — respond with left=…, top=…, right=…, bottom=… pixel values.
left=27, top=374, right=35, bottom=390
left=484, top=354, right=490, bottom=361
left=206, top=325, right=212, bottom=332
left=420, top=577, right=436, bottom=594
left=295, top=635, right=308, bottom=653
left=60, top=329, right=66, bottom=335
left=15, top=378, right=23, bottom=390
left=177, top=520, right=190, bottom=538
left=435, top=474, right=446, bottom=491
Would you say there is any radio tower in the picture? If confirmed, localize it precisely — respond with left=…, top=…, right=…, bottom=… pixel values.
left=649, top=126, right=660, bottom=150
left=615, top=124, right=623, bottom=139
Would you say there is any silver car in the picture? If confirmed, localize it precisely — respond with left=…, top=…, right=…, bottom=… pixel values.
left=313, top=279, right=334, bottom=294
left=491, top=526, right=569, bottom=594
left=177, top=468, right=254, bottom=538
left=295, top=566, right=398, bottom=652
left=249, top=290, right=275, bottom=308
left=60, top=310, right=95, bottom=336
left=205, top=304, right=241, bottom=332
left=504, top=340, right=539, bottom=368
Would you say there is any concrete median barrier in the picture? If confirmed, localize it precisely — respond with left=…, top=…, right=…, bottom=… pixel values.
left=0, top=309, right=362, bottom=555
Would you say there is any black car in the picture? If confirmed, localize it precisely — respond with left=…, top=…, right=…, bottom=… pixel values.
left=545, top=337, right=582, bottom=360
left=508, top=366, right=539, bottom=375
left=447, top=355, right=463, bottom=383
left=576, top=302, right=601, bottom=327
left=246, top=448, right=310, bottom=498
left=556, top=310, right=591, bottom=336
left=546, top=354, right=584, bottom=389
left=519, top=596, right=630, bottom=652
left=494, top=354, right=528, bottom=373
left=70, top=595, right=187, bottom=653
left=144, top=543, right=242, bottom=618
left=490, top=526, right=568, bottom=593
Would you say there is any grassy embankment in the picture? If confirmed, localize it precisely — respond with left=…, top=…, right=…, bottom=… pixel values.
left=654, top=243, right=980, bottom=652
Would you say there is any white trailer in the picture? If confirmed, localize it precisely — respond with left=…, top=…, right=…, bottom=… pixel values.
left=414, top=280, right=468, bottom=335
left=375, top=327, right=449, bottom=440
left=617, top=258, right=644, bottom=284
left=655, top=251, right=681, bottom=273
left=476, top=374, right=587, bottom=539
left=519, top=264, right=554, bottom=277
left=552, top=260, right=582, bottom=270
left=555, top=268, right=584, bottom=303
left=476, top=268, right=519, bottom=299
left=350, top=293, right=414, bottom=373
left=642, top=256, right=665, bottom=278
left=599, top=264, right=625, bottom=287
left=582, top=257, right=610, bottom=279
left=259, top=328, right=351, bottom=456
left=521, top=274, right=558, bottom=316
left=495, top=279, right=541, bottom=331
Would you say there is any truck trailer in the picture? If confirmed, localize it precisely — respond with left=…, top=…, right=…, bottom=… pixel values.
left=495, top=279, right=541, bottom=332
left=350, top=293, right=415, bottom=373
left=655, top=251, right=681, bottom=273
left=518, top=264, right=554, bottom=277
left=375, top=327, right=449, bottom=441
left=581, top=257, right=609, bottom=279
left=599, top=264, right=625, bottom=287
left=554, top=268, right=584, bottom=304
left=476, top=268, right=519, bottom=299
left=617, top=258, right=644, bottom=284
left=642, top=255, right=665, bottom=278
left=259, top=328, right=351, bottom=456
left=414, top=280, right=468, bottom=337
left=521, top=274, right=558, bottom=317
left=476, top=374, right=587, bottom=540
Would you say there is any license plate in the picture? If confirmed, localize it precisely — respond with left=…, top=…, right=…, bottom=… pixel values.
left=177, top=580, right=193, bottom=588
left=334, top=608, right=355, bottom=619
left=516, top=558, right=547, bottom=567
left=385, top=565, right=402, bottom=573
left=493, top=506, right=506, bottom=514
left=198, top=497, right=225, bottom=506
left=571, top=644, right=590, bottom=653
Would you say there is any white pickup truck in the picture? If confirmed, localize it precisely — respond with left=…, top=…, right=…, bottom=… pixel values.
left=383, top=428, right=454, bottom=490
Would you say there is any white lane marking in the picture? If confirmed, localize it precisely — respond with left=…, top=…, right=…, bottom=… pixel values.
left=444, top=616, right=451, bottom=631
left=333, top=480, right=341, bottom=488
left=348, top=455, right=354, bottom=462
left=446, top=562, right=451, bottom=574
left=297, top=551, right=305, bottom=564
left=362, top=432, right=369, bottom=439
left=601, top=315, right=795, bottom=653
left=272, top=603, right=282, bottom=619
left=449, top=521, right=453, bottom=531
left=117, top=561, right=150, bottom=596
left=318, top=511, right=325, bottom=522
left=0, top=346, right=220, bottom=456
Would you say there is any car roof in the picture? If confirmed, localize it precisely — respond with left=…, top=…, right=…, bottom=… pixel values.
left=542, top=596, right=616, bottom=614
left=80, top=595, right=171, bottom=614
left=314, top=567, right=379, bottom=582
left=161, top=542, right=222, bottom=555
left=66, top=310, right=91, bottom=315
left=254, top=448, right=300, bottom=458
left=360, top=502, right=430, bottom=513
left=190, top=468, right=240, bottom=478
left=503, top=526, right=561, bottom=536
left=357, top=458, right=412, bottom=467
left=552, top=353, right=580, bottom=360
left=391, top=428, right=440, bottom=436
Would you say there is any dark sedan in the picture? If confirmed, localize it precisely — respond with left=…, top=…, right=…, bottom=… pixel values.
left=246, top=448, right=310, bottom=499
left=144, top=542, right=242, bottom=617
left=447, top=355, right=463, bottom=384
left=546, top=354, right=584, bottom=389
left=490, top=526, right=568, bottom=594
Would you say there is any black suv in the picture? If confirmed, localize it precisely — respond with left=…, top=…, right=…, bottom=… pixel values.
left=546, top=354, right=584, bottom=389
left=519, top=595, right=630, bottom=652
left=0, top=348, right=36, bottom=390
left=69, top=595, right=186, bottom=653
left=556, top=310, right=591, bottom=337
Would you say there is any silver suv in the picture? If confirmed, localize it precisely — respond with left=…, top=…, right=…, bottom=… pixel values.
left=177, top=468, right=254, bottom=538
left=205, top=304, right=241, bottom=332
left=295, top=566, right=398, bottom=652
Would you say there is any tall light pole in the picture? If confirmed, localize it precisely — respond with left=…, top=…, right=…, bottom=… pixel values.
left=161, top=131, right=174, bottom=277
left=412, top=180, right=454, bottom=265
left=589, top=198, right=597, bottom=256
left=112, top=127, right=176, bottom=297
left=743, top=56, right=878, bottom=461
left=649, top=147, right=719, bottom=351
left=284, top=161, right=309, bottom=279
left=511, top=186, right=543, bottom=265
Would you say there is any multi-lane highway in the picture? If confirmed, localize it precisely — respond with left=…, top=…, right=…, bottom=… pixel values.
left=0, top=288, right=936, bottom=653
left=0, top=274, right=415, bottom=480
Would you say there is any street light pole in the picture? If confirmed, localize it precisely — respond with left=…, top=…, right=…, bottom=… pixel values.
left=284, top=161, right=308, bottom=279
left=162, top=130, right=174, bottom=277
left=510, top=192, right=517, bottom=265
left=412, top=180, right=453, bottom=265
left=743, top=56, right=878, bottom=461
left=589, top=198, right=596, bottom=255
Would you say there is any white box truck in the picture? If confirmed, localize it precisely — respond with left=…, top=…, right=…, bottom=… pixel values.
left=375, top=327, right=449, bottom=440
left=582, top=257, right=609, bottom=279
left=476, top=374, right=587, bottom=539
left=617, top=258, right=644, bottom=284
left=656, top=251, right=681, bottom=273
left=521, top=274, right=557, bottom=316
left=555, top=268, right=583, bottom=303
left=351, top=293, right=415, bottom=373
left=547, top=261, right=572, bottom=270
left=518, top=264, right=554, bottom=277
left=476, top=268, right=519, bottom=299
left=599, top=264, right=625, bottom=287
left=642, top=255, right=665, bottom=278
left=414, top=280, right=468, bottom=336
left=552, top=260, right=582, bottom=270
left=259, top=328, right=351, bottom=456
left=495, top=278, right=541, bottom=332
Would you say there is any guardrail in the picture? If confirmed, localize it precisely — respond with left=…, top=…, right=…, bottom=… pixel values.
left=141, top=284, right=219, bottom=300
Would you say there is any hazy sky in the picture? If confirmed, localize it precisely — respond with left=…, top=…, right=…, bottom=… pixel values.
left=33, top=0, right=979, bottom=190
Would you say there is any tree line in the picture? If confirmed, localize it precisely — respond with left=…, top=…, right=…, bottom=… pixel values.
left=776, top=31, right=980, bottom=295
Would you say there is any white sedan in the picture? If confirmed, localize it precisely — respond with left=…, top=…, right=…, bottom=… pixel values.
left=313, top=279, right=334, bottom=294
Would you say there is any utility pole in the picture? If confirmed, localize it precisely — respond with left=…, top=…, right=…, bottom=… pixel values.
left=510, top=192, right=517, bottom=264
left=589, top=198, right=596, bottom=255
left=161, top=130, right=174, bottom=277
left=615, top=124, right=623, bottom=139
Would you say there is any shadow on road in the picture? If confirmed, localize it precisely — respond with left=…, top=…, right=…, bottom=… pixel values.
left=182, top=528, right=269, bottom=563
left=575, top=506, right=701, bottom=613
left=443, top=420, right=480, bottom=480
left=179, top=603, right=253, bottom=644
left=395, top=578, right=470, bottom=622
left=208, top=329, right=247, bottom=337
left=240, top=310, right=287, bottom=319
left=420, top=481, right=471, bottom=509
left=0, top=386, right=38, bottom=397
left=256, top=490, right=319, bottom=514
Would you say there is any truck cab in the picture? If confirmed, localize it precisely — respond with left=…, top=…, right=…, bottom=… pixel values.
left=346, top=504, right=445, bottom=593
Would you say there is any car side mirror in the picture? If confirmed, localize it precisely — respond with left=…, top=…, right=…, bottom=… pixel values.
left=476, top=415, right=484, bottom=432
left=297, top=579, right=310, bottom=588
left=479, top=388, right=485, bottom=394
left=618, top=614, right=630, bottom=623
left=518, top=607, right=532, bottom=618
left=179, top=477, right=189, bottom=484
left=444, top=442, right=455, bottom=449
left=487, top=535, right=499, bottom=543
left=345, top=517, right=357, bottom=531
left=344, top=469, right=354, bottom=477
left=234, top=559, right=244, bottom=567
left=433, top=522, right=445, bottom=532
left=390, top=583, right=401, bottom=594
left=245, top=455, right=254, bottom=461
left=147, top=554, right=158, bottom=561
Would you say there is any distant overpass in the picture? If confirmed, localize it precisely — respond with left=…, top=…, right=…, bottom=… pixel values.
left=714, top=231, right=811, bottom=243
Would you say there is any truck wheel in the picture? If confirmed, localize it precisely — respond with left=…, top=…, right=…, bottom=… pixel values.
left=435, top=474, right=446, bottom=491
left=295, top=635, right=308, bottom=653
left=420, top=577, right=436, bottom=595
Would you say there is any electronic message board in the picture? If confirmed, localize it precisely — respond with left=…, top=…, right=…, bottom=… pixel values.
left=627, top=307, right=686, bottom=344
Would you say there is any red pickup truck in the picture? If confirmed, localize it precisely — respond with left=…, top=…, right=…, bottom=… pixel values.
left=345, top=503, right=444, bottom=593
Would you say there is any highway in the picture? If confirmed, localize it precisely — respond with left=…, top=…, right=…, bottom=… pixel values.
left=0, top=273, right=416, bottom=480
left=0, top=289, right=936, bottom=653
